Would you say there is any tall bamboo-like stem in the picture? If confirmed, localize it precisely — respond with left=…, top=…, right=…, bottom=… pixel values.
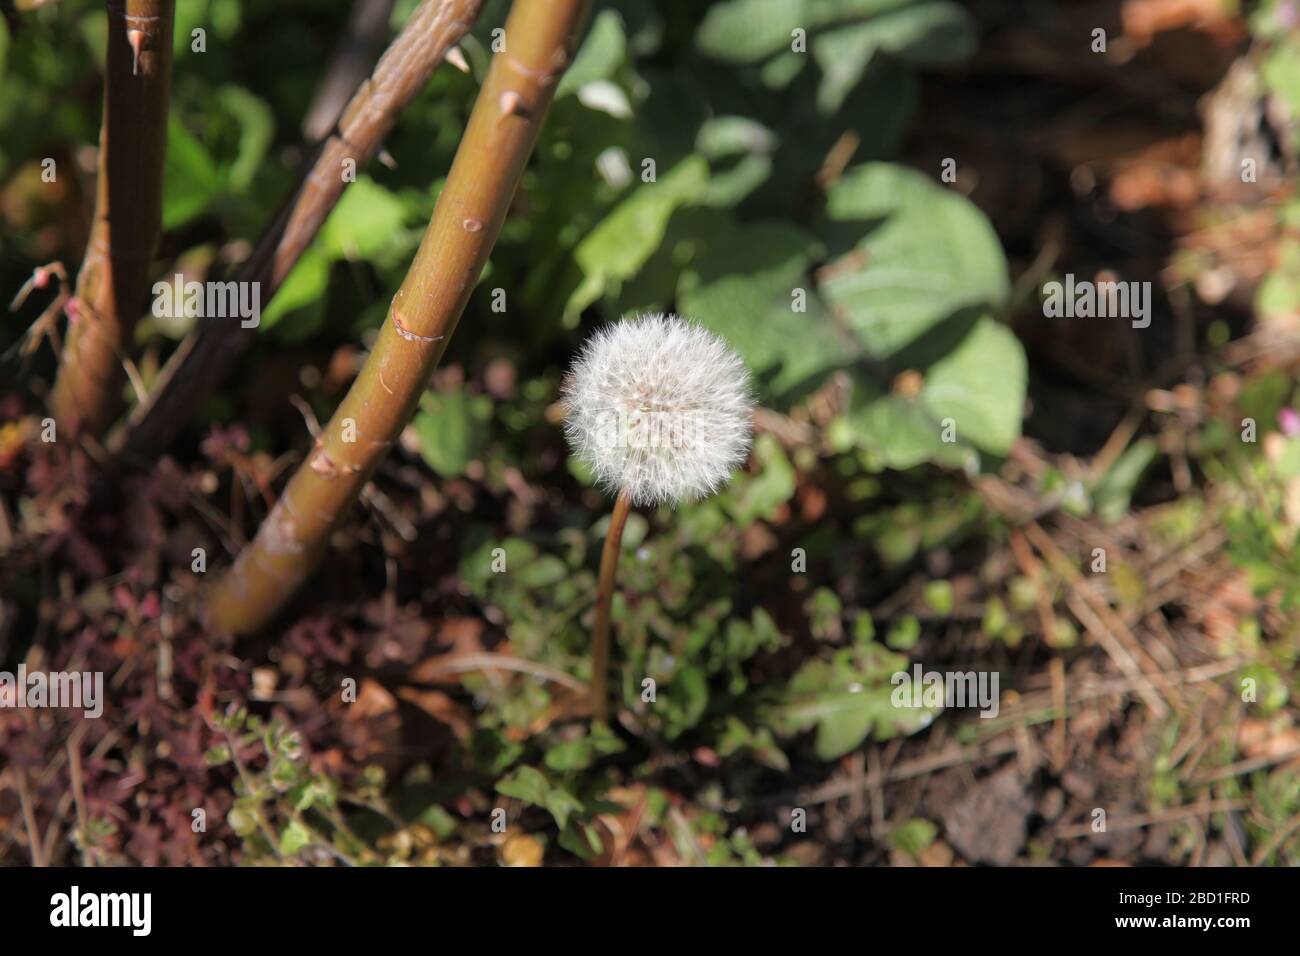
left=108, top=0, right=484, bottom=463
left=48, top=0, right=174, bottom=438
left=590, top=489, right=632, bottom=724
left=208, top=0, right=592, bottom=636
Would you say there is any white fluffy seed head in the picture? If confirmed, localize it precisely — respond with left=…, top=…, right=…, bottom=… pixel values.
left=562, top=313, right=755, bottom=508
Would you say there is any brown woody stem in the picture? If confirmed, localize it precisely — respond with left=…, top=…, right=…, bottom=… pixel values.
left=107, top=0, right=485, bottom=463
left=48, top=0, right=174, bottom=438
left=207, top=0, right=592, bottom=635
left=591, top=489, right=632, bottom=724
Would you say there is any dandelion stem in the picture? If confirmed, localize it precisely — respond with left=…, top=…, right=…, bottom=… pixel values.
left=591, top=489, right=632, bottom=724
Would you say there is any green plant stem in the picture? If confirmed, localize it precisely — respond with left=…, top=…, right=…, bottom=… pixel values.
left=48, top=0, right=174, bottom=438
left=207, top=0, right=592, bottom=636
left=107, top=0, right=484, bottom=463
left=590, top=489, right=632, bottom=724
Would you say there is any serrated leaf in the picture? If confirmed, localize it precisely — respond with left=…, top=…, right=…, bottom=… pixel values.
left=772, top=646, right=935, bottom=759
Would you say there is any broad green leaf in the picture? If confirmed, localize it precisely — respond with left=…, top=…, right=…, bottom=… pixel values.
left=722, top=434, right=797, bottom=524
left=320, top=176, right=412, bottom=261
left=496, top=766, right=583, bottom=830
left=565, top=155, right=710, bottom=322
left=412, top=389, right=493, bottom=477
left=495, top=765, right=549, bottom=805
left=819, top=163, right=1009, bottom=358
left=696, top=0, right=914, bottom=64
left=544, top=725, right=626, bottom=771
left=917, top=313, right=1025, bottom=455
left=844, top=313, right=1025, bottom=467
left=260, top=247, right=329, bottom=332
left=678, top=218, right=842, bottom=399
left=772, top=645, right=934, bottom=759
left=813, top=2, right=975, bottom=113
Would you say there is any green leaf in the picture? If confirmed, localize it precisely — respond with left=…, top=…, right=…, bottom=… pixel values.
left=558, top=819, right=604, bottom=859
left=517, top=555, right=568, bottom=588
left=923, top=579, right=954, bottom=615
left=840, top=313, right=1025, bottom=468
left=813, top=2, right=975, bottom=113
left=227, top=805, right=258, bottom=837
left=888, top=817, right=938, bottom=855
left=696, top=0, right=915, bottom=64
left=259, top=248, right=330, bottom=334
left=496, top=766, right=584, bottom=830
left=1092, top=437, right=1159, bottom=524
left=663, top=665, right=709, bottom=738
left=279, top=820, right=312, bottom=856
left=320, top=176, right=412, bottom=261
left=544, top=725, right=626, bottom=772
left=412, top=389, right=493, bottom=477
left=565, top=156, right=710, bottom=322
left=215, top=85, right=275, bottom=192
left=678, top=217, right=843, bottom=399
left=819, top=162, right=1009, bottom=358
left=694, top=117, right=777, bottom=207
left=723, top=434, right=797, bottom=524
left=916, top=314, right=1024, bottom=455
left=172, top=0, right=211, bottom=58
left=202, top=744, right=232, bottom=766
left=772, top=645, right=934, bottom=759
left=557, top=9, right=628, bottom=97
left=162, top=117, right=222, bottom=230
left=496, top=765, right=549, bottom=805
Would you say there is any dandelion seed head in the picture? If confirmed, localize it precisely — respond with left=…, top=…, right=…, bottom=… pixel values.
left=562, top=313, right=754, bottom=507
